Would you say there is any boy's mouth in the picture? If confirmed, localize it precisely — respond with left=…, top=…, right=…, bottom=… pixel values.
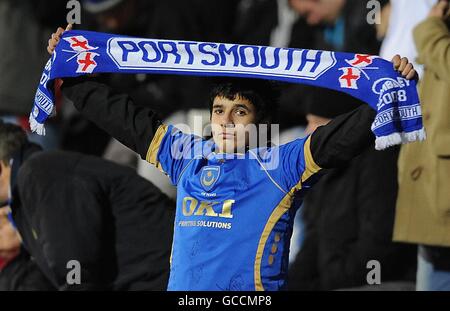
left=219, top=132, right=235, bottom=139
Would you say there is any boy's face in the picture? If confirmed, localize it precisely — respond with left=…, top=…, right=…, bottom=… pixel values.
left=210, top=96, right=257, bottom=154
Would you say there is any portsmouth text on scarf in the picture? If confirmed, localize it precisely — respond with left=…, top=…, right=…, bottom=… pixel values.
left=31, top=30, right=426, bottom=150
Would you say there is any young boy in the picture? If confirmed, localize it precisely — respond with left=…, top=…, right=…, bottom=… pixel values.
left=48, top=27, right=417, bottom=290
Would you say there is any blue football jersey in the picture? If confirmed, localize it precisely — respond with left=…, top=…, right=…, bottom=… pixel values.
left=146, top=124, right=321, bottom=291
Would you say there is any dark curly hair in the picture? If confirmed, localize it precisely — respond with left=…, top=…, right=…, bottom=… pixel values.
left=208, top=77, right=280, bottom=125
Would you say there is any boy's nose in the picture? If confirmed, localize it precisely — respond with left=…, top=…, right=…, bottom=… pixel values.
left=221, top=112, right=234, bottom=126
left=222, top=123, right=235, bottom=129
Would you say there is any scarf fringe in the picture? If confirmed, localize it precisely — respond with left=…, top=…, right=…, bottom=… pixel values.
left=29, top=115, right=46, bottom=136
left=375, top=128, right=426, bottom=150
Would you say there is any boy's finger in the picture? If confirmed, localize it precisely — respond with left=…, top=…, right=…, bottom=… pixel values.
left=406, top=69, right=417, bottom=80
left=66, top=23, right=73, bottom=31
left=392, top=54, right=401, bottom=69
left=402, top=63, right=413, bottom=76
left=398, top=57, right=408, bottom=72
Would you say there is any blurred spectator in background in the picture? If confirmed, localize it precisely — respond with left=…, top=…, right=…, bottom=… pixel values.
left=287, top=0, right=417, bottom=290
left=0, top=120, right=175, bottom=290
left=289, top=0, right=388, bottom=125
left=380, top=0, right=435, bottom=77
left=0, top=0, right=46, bottom=117
left=289, top=0, right=386, bottom=52
left=0, top=0, right=69, bottom=150
left=0, top=207, right=53, bottom=290
left=288, top=92, right=416, bottom=291
left=394, top=0, right=450, bottom=291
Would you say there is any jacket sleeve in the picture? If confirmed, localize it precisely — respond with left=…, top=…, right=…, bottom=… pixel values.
left=61, top=77, right=162, bottom=160
left=310, top=104, right=376, bottom=169
left=414, top=17, right=450, bottom=83
left=15, top=152, right=109, bottom=290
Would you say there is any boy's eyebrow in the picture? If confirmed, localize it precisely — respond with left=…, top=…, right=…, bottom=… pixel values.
left=212, top=102, right=251, bottom=110
left=234, top=103, right=250, bottom=110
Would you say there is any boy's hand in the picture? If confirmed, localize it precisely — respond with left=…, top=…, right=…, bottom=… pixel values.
left=391, top=54, right=418, bottom=80
left=47, top=24, right=73, bottom=55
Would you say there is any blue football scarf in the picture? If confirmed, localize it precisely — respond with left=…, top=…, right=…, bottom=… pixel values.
left=30, top=30, right=425, bottom=150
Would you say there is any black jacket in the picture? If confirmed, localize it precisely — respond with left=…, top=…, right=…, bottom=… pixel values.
left=11, top=146, right=175, bottom=290
left=0, top=250, right=54, bottom=291
left=288, top=146, right=417, bottom=290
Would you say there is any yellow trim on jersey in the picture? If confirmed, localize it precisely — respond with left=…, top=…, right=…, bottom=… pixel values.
left=146, top=124, right=169, bottom=173
left=301, top=135, right=321, bottom=184
left=254, top=189, right=295, bottom=291
left=254, top=136, right=321, bottom=290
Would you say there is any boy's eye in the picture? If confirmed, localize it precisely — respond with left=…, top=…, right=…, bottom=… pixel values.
left=235, top=109, right=247, bottom=116
left=213, top=109, right=223, bottom=114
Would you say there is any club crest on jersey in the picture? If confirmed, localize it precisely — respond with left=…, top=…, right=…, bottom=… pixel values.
left=338, top=54, right=378, bottom=90
left=200, top=166, right=221, bottom=192
left=63, top=36, right=99, bottom=73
